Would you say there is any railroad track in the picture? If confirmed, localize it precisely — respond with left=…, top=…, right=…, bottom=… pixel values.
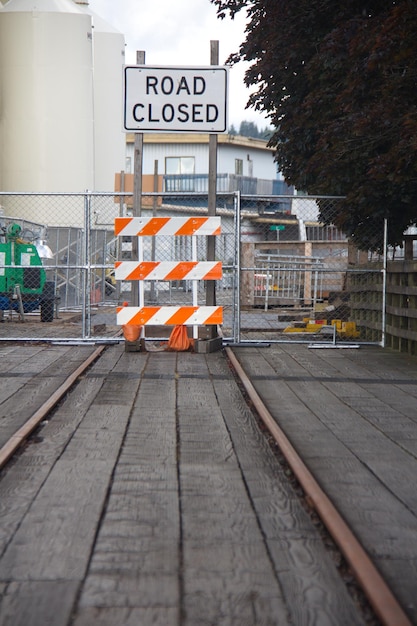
left=224, top=346, right=411, bottom=626
left=0, top=344, right=106, bottom=468
left=0, top=342, right=412, bottom=626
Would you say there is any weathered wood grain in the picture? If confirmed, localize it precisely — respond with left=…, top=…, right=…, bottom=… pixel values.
left=2, top=342, right=413, bottom=625
left=0, top=344, right=47, bottom=373
left=0, top=344, right=137, bottom=585
left=234, top=343, right=417, bottom=624
left=0, top=581, right=79, bottom=626
left=177, top=363, right=291, bottom=626
left=0, top=345, right=69, bottom=404
left=0, top=345, right=101, bottom=446
left=76, top=355, right=180, bottom=615
left=73, top=607, right=179, bottom=626
left=207, top=352, right=364, bottom=625
left=0, top=346, right=126, bottom=558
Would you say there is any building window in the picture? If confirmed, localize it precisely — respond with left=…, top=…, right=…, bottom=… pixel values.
left=165, top=157, right=195, bottom=191
left=165, top=157, right=195, bottom=175
left=235, top=158, right=243, bottom=175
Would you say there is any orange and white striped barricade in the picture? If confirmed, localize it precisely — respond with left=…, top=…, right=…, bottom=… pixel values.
left=114, top=216, right=223, bottom=343
left=114, top=261, right=222, bottom=282
left=114, top=216, right=221, bottom=238
left=116, top=305, right=223, bottom=327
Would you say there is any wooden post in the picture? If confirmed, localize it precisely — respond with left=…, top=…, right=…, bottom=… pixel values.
left=404, top=236, right=415, bottom=261
left=131, top=50, right=145, bottom=307
left=206, top=40, right=219, bottom=339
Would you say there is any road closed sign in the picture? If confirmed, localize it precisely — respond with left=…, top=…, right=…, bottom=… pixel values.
left=123, top=65, right=228, bottom=133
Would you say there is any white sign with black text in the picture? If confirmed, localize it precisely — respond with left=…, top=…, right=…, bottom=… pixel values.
left=123, top=65, right=228, bottom=133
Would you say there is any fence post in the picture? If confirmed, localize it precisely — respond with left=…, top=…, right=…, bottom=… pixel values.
left=234, top=191, right=241, bottom=343
left=131, top=50, right=146, bottom=309
left=82, top=191, right=91, bottom=339
left=206, top=40, right=219, bottom=340
left=381, top=218, right=388, bottom=348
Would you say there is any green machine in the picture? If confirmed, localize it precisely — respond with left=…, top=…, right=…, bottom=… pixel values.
left=0, top=223, right=55, bottom=322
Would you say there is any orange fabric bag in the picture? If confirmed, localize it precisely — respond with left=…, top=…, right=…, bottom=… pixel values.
left=121, top=301, right=142, bottom=342
left=167, top=325, right=193, bottom=351
left=122, top=325, right=142, bottom=342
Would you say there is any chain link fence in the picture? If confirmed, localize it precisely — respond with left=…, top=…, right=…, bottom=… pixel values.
left=0, top=191, right=238, bottom=342
left=236, top=194, right=385, bottom=345
left=0, top=191, right=385, bottom=345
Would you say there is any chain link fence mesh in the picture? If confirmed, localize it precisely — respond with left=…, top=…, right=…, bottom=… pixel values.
left=237, top=195, right=384, bottom=344
left=0, top=191, right=385, bottom=344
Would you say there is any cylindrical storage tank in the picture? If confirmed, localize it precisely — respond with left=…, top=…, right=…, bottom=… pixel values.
left=0, top=0, right=94, bottom=225
left=76, top=2, right=126, bottom=192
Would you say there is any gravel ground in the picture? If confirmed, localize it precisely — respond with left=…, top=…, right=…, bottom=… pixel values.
left=0, top=306, right=120, bottom=341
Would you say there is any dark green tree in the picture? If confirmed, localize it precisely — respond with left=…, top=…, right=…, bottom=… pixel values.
left=229, top=120, right=272, bottom=139
left=239, top=120, right=259, bottom=137
left=212, top=0, right=417, bottom=248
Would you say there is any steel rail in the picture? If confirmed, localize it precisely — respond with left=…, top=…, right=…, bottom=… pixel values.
left=225, top=345, right=412, bottom=626
left=0, top=345, right=106, bottom=469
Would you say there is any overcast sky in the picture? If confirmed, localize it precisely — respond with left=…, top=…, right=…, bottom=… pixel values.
left=87, top=0, right=269, bottom=129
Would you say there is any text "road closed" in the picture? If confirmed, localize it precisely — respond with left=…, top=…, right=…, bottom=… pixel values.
left=123, top=66, right=228, bottom=133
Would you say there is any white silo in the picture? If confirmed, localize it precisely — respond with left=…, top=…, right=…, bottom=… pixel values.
left=75, top=1, right=126, bottom=192
left=0, top=0, right=94, bottom=225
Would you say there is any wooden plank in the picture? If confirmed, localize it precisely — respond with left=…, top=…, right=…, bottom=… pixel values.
left=273, top=375, right=417, bottom=514
left=0, top=346, right=101, bottom=447
left=0, top=345, right=139, bottom=583
left=0, top=375, right=110, bottom=553
left=76, top=353, right=180, bottom=612
left=73, top=607, right=179, bottom=626
left=0, top=347, right=127, bottom=556
left=233, top=344, right=417, bottom=624
left=283, top=344, right=417, bottom=446
left=0, top=347, right=126, bottom=556
left=183, top=542, right=289, bottom=626
left=0, top=459, right=119, bottom=581
left=0, top=345, right=47, bottom=373
left=374, top=557, right=417, bottom=625
left=3, top=343, right=413, bottom=625
left=176, top=356, right=290, bottom=625
left=0, top=345, right=70, bottom=404
left=0, top=581, right=79, bottom=626
left=206, top=352, right=365, bottom=625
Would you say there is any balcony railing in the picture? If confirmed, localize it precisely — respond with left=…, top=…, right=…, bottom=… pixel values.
left=163, top=173, right=293, bottom=196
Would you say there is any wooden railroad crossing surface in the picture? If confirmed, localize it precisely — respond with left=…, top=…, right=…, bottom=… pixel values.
left=0, top=341, right=416, bottom=625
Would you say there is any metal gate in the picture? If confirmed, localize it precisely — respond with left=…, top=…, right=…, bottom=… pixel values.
left=0, top=191, right=385, bottom=345
left=234, top=193, right=386, bottom=346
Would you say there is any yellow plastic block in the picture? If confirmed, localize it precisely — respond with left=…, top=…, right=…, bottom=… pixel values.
left=306, top=323, right=324, bottom=332
left=339, top=321, right=360, bottom=338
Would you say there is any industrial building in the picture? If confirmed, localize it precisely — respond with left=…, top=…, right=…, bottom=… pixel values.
left=0, top=0, right=126, bottom=220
